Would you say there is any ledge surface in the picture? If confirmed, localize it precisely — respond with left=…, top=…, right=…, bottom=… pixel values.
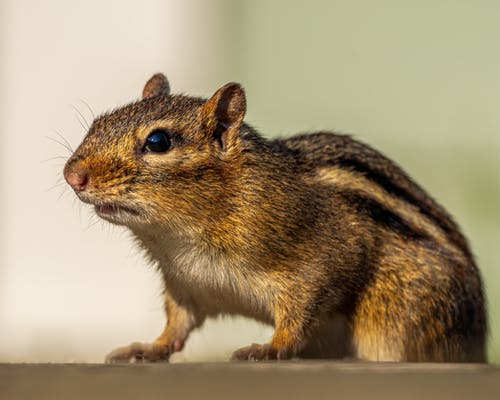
left=1, top=362, right=499, bottom=400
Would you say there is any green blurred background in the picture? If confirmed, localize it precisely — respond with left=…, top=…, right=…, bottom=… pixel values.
left=1, top=0, right=498, bottom=363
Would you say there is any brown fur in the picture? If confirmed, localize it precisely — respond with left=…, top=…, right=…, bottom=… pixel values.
left=64, top=74, right=487, bottom=363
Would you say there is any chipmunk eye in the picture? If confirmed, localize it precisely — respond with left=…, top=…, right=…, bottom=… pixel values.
left=144, top=129, right=171, bottom=153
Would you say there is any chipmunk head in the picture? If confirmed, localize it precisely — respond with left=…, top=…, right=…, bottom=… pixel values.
left=63, top=73, right=248, bottom=229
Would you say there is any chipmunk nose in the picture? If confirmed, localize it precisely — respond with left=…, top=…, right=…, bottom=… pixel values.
left=64, top=164, right=89, bottom=192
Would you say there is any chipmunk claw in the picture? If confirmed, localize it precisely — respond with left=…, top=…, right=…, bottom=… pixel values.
left=105, top=341, right=171, bottom=364
left=231, top=343, right=290, bottom=361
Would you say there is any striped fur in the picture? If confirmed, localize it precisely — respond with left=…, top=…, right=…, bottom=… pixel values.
left=64, top=74, right=487, bottom=363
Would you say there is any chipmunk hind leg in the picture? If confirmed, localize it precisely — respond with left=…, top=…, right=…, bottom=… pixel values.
left=350, top=250, right=487, bottom=362
left=349, top=274, right=449, bottom=362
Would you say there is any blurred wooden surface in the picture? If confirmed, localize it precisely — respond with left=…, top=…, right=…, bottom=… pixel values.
left=1, top=362, right=499, bottom=400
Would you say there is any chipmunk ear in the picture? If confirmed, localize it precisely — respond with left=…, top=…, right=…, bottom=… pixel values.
left=143, top=73, right=170, bottom=99
left=201, top=82, right=246, bottom=151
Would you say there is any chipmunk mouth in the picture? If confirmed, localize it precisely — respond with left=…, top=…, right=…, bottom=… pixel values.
left=94, top=203, right=141, bottom=218
left=75, top=192, right=144, bottom=224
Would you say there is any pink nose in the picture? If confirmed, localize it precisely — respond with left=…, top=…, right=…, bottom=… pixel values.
left=64, top=168, right=89, bottom=192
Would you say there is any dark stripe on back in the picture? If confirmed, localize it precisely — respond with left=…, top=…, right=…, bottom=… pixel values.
left=272, top=132, right=471, bottom=259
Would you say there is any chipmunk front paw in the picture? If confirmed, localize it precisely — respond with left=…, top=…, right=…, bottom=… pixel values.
left=105, top=341, right=176, bottom=364
left=231, top=343, right=291, bottom=361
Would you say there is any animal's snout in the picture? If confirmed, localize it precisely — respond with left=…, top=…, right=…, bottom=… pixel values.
left=64, top=161, right=89, bottom=192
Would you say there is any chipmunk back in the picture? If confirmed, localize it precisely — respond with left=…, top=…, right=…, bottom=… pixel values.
left=64, top=73, right=487, bottom=362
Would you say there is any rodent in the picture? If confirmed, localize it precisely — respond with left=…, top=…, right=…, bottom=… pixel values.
left=63, top=73, right=487, bottom=362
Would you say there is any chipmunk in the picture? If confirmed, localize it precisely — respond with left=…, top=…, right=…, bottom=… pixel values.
left=63, top=73, right=487, bottom=363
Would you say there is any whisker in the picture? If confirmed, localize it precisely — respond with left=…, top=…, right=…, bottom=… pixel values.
left=46, top=135, right=73, bottom=155
left=84, top=216, right=101, bottom=231
left=86, top=212, right=96, bottom=225
left=54, top=131, right=74, bottom=153
left=71, top=105, right=90, bottom=131
left=75, top=114, right=88, bottom=133
left=41, top=155, right=69, bottom=164
left=78, top=200, right=84, bottom=220
left=80, top=99, right=96, bottom=120
left=107, top=222, right=113, bottom=237
left=46, top=181, right=67, bottom=193
left=53, top=174, right=65, bottom=185
left=57, top=188, right=70, bottom=202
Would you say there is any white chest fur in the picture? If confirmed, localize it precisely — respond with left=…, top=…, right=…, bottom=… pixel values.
left=133, top=226, right=274, bottom=323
